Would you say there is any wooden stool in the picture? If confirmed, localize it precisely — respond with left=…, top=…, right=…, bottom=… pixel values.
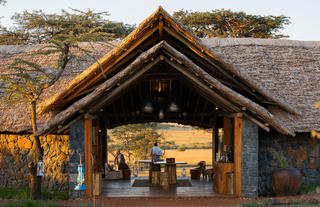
left=165, top=163, right=177, bottom=185
left=149, top=163, right=160, bottom=181
left=152, top=171, right=160, bottom=185
left=160, top=172, right=169, bottom=186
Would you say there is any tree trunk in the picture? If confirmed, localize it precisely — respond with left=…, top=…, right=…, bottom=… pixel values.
left=29, top=101, right=43, bottom=200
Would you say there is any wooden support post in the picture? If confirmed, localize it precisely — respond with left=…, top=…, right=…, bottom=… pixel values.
left=84, top=119, right=93, bottom=198
left=234, top=115, right=243, bottom=196
left=224, top=117, right=231, bottom=149
left=212, top=119, right=216, bottom=165
left=99, top=118, right=106, bottom=175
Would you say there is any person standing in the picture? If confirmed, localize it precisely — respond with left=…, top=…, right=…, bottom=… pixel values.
left=114, top=150, right=125, bottom=170
left=150, top=142, right=162, bottom=161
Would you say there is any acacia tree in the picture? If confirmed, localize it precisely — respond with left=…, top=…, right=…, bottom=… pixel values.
left=110, top=123, right=164, bottom=162
left=0, top=9, right=116, bottom=199
left=173, top=9, right=290, bottom=38
left=0, top=8, right=134, bottom=45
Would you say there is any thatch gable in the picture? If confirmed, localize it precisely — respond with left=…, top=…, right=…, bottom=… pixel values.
left=40, top=6, right=294, bottom=116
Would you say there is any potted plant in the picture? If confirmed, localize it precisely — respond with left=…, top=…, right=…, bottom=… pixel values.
left=271, top=150, right=302, bottom=196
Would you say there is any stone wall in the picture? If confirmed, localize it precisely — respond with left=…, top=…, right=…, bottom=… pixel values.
left=0, top=134, right=69, bottom=191
left=69, top=119, right=85, bottom=198
left=259, top=131, right=320, bottom=195
left=241, top=117, right=259, bottom=198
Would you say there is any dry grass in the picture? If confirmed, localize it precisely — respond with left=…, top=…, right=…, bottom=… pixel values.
left=164, top=149, right=212, bottom=165
left=158, top=129, right=212, bottom=145
left=108, top=126, right=213, bottom=169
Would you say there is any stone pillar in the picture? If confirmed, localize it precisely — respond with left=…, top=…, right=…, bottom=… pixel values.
left=241, top=117, right=259, bottom=198
left=69, top=118, right=85, bottom=198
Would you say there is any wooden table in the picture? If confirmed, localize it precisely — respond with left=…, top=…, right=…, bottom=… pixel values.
left=138, top=160, right=187, bottom=185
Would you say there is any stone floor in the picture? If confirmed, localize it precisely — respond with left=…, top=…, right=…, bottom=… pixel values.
left=102, top=176, right=225, bottom=197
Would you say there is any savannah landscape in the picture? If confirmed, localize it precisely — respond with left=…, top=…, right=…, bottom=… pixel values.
left=108, top=123, right=213, bottom=176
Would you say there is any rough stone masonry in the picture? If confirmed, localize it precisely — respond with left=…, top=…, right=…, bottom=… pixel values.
left=0, top=134, right=69, bottom=191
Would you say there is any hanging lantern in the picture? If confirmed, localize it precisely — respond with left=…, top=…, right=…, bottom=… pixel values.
left=75, top=153, right=87, bottom=190
left=143, top=102, right=154, bottom=113
left=158, top=109, right=165, bottom=119
left=168, top=102, right=179, bottom=112
left=37, top=160, right=44, bottom=176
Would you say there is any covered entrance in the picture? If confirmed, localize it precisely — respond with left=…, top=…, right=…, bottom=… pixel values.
left=36, top=6, right=295, bottom=198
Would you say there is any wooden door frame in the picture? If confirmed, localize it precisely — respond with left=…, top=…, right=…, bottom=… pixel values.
left=84, top=118, right=93, bottom=197
left=234, top=114, right=243, bottom=196
left=212, top=114, right=243, bottom=196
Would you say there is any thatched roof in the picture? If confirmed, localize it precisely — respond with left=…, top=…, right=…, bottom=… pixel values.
left=202, top=38, right=320, bottom=133
left=0, top=7, right=318, bottom=135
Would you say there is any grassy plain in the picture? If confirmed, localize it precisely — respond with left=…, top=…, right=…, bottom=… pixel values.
left=108, top=124, right=213, bottom=169
left=158, top=128, right=212, bottom=145
left=164, top=149, right=212, bottom=165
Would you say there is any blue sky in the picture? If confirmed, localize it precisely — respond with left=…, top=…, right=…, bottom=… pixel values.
left=0, top=0, right=319, bottom=41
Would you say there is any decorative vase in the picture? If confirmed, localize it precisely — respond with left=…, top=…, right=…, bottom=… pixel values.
left=271, top=167, right=302, bottom=196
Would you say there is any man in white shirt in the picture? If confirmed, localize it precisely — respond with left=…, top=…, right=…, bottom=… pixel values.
left=150, top=142, right=162, bottom=161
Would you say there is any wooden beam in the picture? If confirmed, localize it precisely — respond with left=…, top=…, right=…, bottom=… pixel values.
left=212, top=118, right=216, bottom=165
left=164, top=58, right=239, bottom=112
left=84, top=113, right=99, bottom=120
left=57, top=116, right=82, bottom=134
left=84, top=119, right=93, bottom=198
left=159, top=16, right=163, bottom=39
left=223, top=117, right=231, bottom=148
left=234, top=116, right=242, bottom=197
left=100, top=117, right=106, bottom=176
left=88, top=57, right=161, bottom=113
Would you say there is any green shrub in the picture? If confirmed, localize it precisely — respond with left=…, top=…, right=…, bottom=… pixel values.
left=0, top=187, right=29, bottom=199
left=2, top=200, right=58, bottom=207
left=0, top=187, right=68, bottom=200
left=298, top=185, right=317, bottom=194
